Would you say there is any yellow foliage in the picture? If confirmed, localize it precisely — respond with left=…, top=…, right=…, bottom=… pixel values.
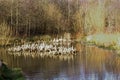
left=43, top=3, right=62, bottom=22
left=0, top=22, right=11, bottom=45
left=0, top=22, right=10, bottom=38
left=72, top=9, right=84, bottom=32
left=85, top=1, right=106, bottom=33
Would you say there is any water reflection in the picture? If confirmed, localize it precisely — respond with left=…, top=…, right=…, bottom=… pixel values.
left=1, top=44, right=120, bottom=80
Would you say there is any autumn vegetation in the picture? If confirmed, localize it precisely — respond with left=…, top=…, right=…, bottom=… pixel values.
left=0, top=0, right=120, bottom=44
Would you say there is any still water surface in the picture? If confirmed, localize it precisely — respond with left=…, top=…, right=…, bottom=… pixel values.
left=1, top=44, right=120, bottom=80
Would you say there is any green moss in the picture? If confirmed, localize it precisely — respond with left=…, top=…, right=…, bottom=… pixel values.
left=0, top=63, right=25, bottom=80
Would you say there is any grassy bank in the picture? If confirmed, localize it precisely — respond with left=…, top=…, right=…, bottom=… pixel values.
left=0, top=33, right=80, bottom=47
left=85, top=33, right=120, bottom=50
left=0, top=35, right=53, bottom=47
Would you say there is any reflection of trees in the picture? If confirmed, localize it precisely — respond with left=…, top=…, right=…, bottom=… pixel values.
left=0, top=48, right=81, bottom=79
left=1, top=45, right=120, bottom=79
left=75, top=43, right=120, bottom=79
left=105, top=55, right=120, bottom=74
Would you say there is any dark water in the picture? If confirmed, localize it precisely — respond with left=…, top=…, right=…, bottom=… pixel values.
left=1, top=44, right=120, bottom=80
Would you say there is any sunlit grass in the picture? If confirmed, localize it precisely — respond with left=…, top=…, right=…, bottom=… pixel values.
left=86, top=33, right=120, bottom=50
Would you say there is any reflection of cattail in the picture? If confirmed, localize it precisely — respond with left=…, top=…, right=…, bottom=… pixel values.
left=0, top=60, right=2, bottom=67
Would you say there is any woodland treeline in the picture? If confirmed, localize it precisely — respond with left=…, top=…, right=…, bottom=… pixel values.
left=0, top=0, right=120, bottom=37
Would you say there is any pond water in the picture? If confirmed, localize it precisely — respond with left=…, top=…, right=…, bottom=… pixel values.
left=1, top=43, right=120, bottom=80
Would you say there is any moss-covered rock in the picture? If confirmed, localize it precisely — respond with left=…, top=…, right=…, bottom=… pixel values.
left=0, top=62, right=25, bottom=80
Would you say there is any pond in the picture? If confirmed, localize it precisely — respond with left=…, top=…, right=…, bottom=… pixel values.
left=0, top=43, right=120, bottom=80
